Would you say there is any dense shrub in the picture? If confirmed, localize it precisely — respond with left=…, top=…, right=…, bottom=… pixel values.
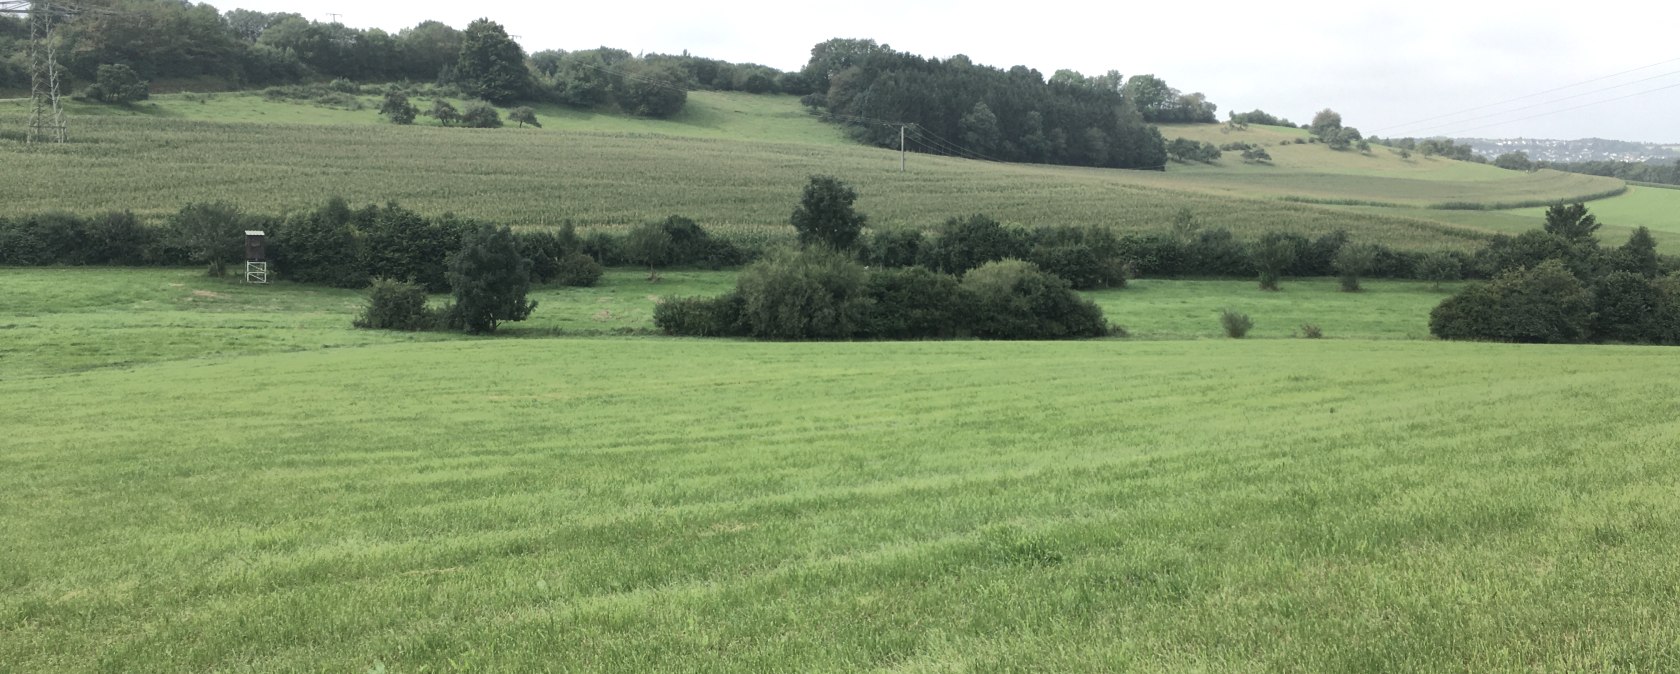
left=1592, top=271, right=1667, bottom=343
left=735, top=247, right=871, bottom=339
left=353, top=278, right=435, bottom=330
left=272, top=198, right=364, bottom=287
left=168, top=202, right=247, bottom=276
left=918, top=214, right=1031, bottom=275
left=1429, top=260, right=1592, bottom=343
left=861, top=267, right=971, bottom=339
left=1299, top=323, right=1323, bottom=339
left=446, top=225, right=537, bottom=334
left=862, top=229, right=923, bottom=268
left=460, top=100, right=503, bottom=128
left=1182, top=228, right=1251, bottom=277
left=1416, top=251, right=1464, bottom=288
left=962, top=260, right=1108, bottom=339
left=1334, top=243, right=1378, bottom=292
left=653, top=293, right=745, bottom=337
left=1251, top=232, right=1298, bottom=290
left=552, top=253, right=603, bottom=287
left=356, top=204, right=467, bottom=292
left=1029, top=226, right=1127, bottom=290
left=1221, top=309, right=1253, bottom=338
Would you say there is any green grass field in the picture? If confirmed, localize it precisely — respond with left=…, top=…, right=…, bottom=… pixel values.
left=0, top=267, right=1457, bottom=379
left=0, top=92, right=1646, bottom=251
left=5, top=313, right=1680, bottom=670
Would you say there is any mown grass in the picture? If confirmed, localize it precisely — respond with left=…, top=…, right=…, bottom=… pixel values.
left=5, top=336, right=1680, bottom=671
left=0, top=267, right=1455, bottom=378
left=2, top=93, right=1636, bottom=251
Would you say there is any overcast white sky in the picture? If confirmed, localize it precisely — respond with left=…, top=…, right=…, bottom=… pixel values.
left=226, top=0, right=1680, bottom=143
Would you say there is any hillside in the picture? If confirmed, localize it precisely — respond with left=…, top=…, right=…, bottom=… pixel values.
left=3, top=90, right=1666, bottom=251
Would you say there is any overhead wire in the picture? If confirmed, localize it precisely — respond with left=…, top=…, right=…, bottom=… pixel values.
left=1372, top=55, right=1680, bottom=134
left=1387, top=68, right=1680, bottom=136
left=1428, top=80, right=1680, bottom=137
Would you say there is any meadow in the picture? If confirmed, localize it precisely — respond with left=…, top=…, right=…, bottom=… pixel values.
left=0, top=91, right=1644, bottom=251
left=0, top=267, right=1456, bottom=378
left=5, top=312, right=1680, bottom=671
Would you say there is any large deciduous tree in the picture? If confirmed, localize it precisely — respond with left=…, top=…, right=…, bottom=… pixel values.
left=454, top=18, right=528, bottom=105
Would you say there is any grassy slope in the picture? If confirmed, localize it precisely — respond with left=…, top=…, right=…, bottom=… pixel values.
left=5, top=337, right=1680, bottom=671
left=0, top=267, right=1455, bottom=378
left=0, top=91, right=1646, bottom=250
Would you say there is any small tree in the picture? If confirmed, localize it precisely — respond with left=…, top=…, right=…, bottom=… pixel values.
left=354, top=278, right=434, bottom=330
left=1333, top=243, right=1378, bottom=292
left=82, top=64, right=149, bottom=104
left=428, top=99, right=461, bottom=126
left=1543, top=202, right=1600, bottom=245
left=1416, top=251, right=1462, bottom=290
left=460, top=100, right=503, bottom=128
left=508, top=106, right=541, bottom=128
left=624, top=221, right=674, bottom=281
left=790, top=175, right=867, bottom=251
left=379, top=91, right=418, bottom=124
left=1251, top=232, right=1298, bottom=290
left=446, top=225, right=537, bottom=334
left=168, top=201, right=244, bottom=276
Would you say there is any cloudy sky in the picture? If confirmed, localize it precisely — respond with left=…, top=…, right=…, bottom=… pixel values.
left=228, top=0, right=1679, bottom=143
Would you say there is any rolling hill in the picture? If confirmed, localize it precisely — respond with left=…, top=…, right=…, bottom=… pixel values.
left=4, top=89, right=1671, bottom=250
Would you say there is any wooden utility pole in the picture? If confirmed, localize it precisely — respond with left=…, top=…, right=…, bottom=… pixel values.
left=900, top=125, right=907, bottom=173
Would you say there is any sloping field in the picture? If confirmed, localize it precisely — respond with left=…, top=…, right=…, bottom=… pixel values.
left=4, top=338, right=1680, bottom=671
left=0, top=92, right=1636, bottom=250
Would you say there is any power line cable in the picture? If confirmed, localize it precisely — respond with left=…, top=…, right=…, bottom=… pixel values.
left=1392, top=68, right=1680, bottom=136
left=1430, top=80, right=1680, bottom=137
left=1372, top=55, right=1680, bottom=133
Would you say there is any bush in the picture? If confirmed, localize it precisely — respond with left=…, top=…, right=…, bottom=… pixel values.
left=1334, top=243, right=1378, bottom=292
left=1221, top=309, right=1253, bottom=338
left=654, top=293, right=745, bottom=337
left=1592, top=271, right=1666, bottom=343
left=863, top=229, right=923, bottom=268
left=168, top=202, right=246, bottom=276
left=962, top=260, right=1108, bottom=339
left=735, top=247, right=871, bottom=339
left=517, top=227, right=583, bottom=284
left=1299, top=323, right=1323, bottom=339
left=379, top=91, right=418, bottom=125
left=1429, top=260, right=1592, bottom=343
left=80, top=64, right=149, bottom=104
left=1029, top=226, right=1127, bottom=290
left=1416, top=251, right=1464, bottom=289
left=356, top=204, right=466, bottom=293
left=272, top=198, right=364, bottom=287
left=353, top=278, right=435, bottom=331
left=447, top=225, right=537, bottom=334
left=862, top=267, right=971, bottom=339
left=552, top=252, right=603, bottom=287
left=461, top=100, right=503, bottom=128
left=919, top=214, right=1031, bottom=275
left=1251, top=232, right=1298, bottom=290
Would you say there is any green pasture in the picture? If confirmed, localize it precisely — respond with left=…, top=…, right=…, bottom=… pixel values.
left=0, top=267, right=1456, bottom=379
left=1, top=92, right=1648, bottom=251
left=5, top=333, right=1680, bottom=671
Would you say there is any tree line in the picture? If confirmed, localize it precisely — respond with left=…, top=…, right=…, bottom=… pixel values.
left=1493, top=154, right=1680, bottom=186
left=0, top=2, right=809, bottom=119
left=1431, top=203, right=1680, bottom=344
left=798, top=38, right=1225, bottom=170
